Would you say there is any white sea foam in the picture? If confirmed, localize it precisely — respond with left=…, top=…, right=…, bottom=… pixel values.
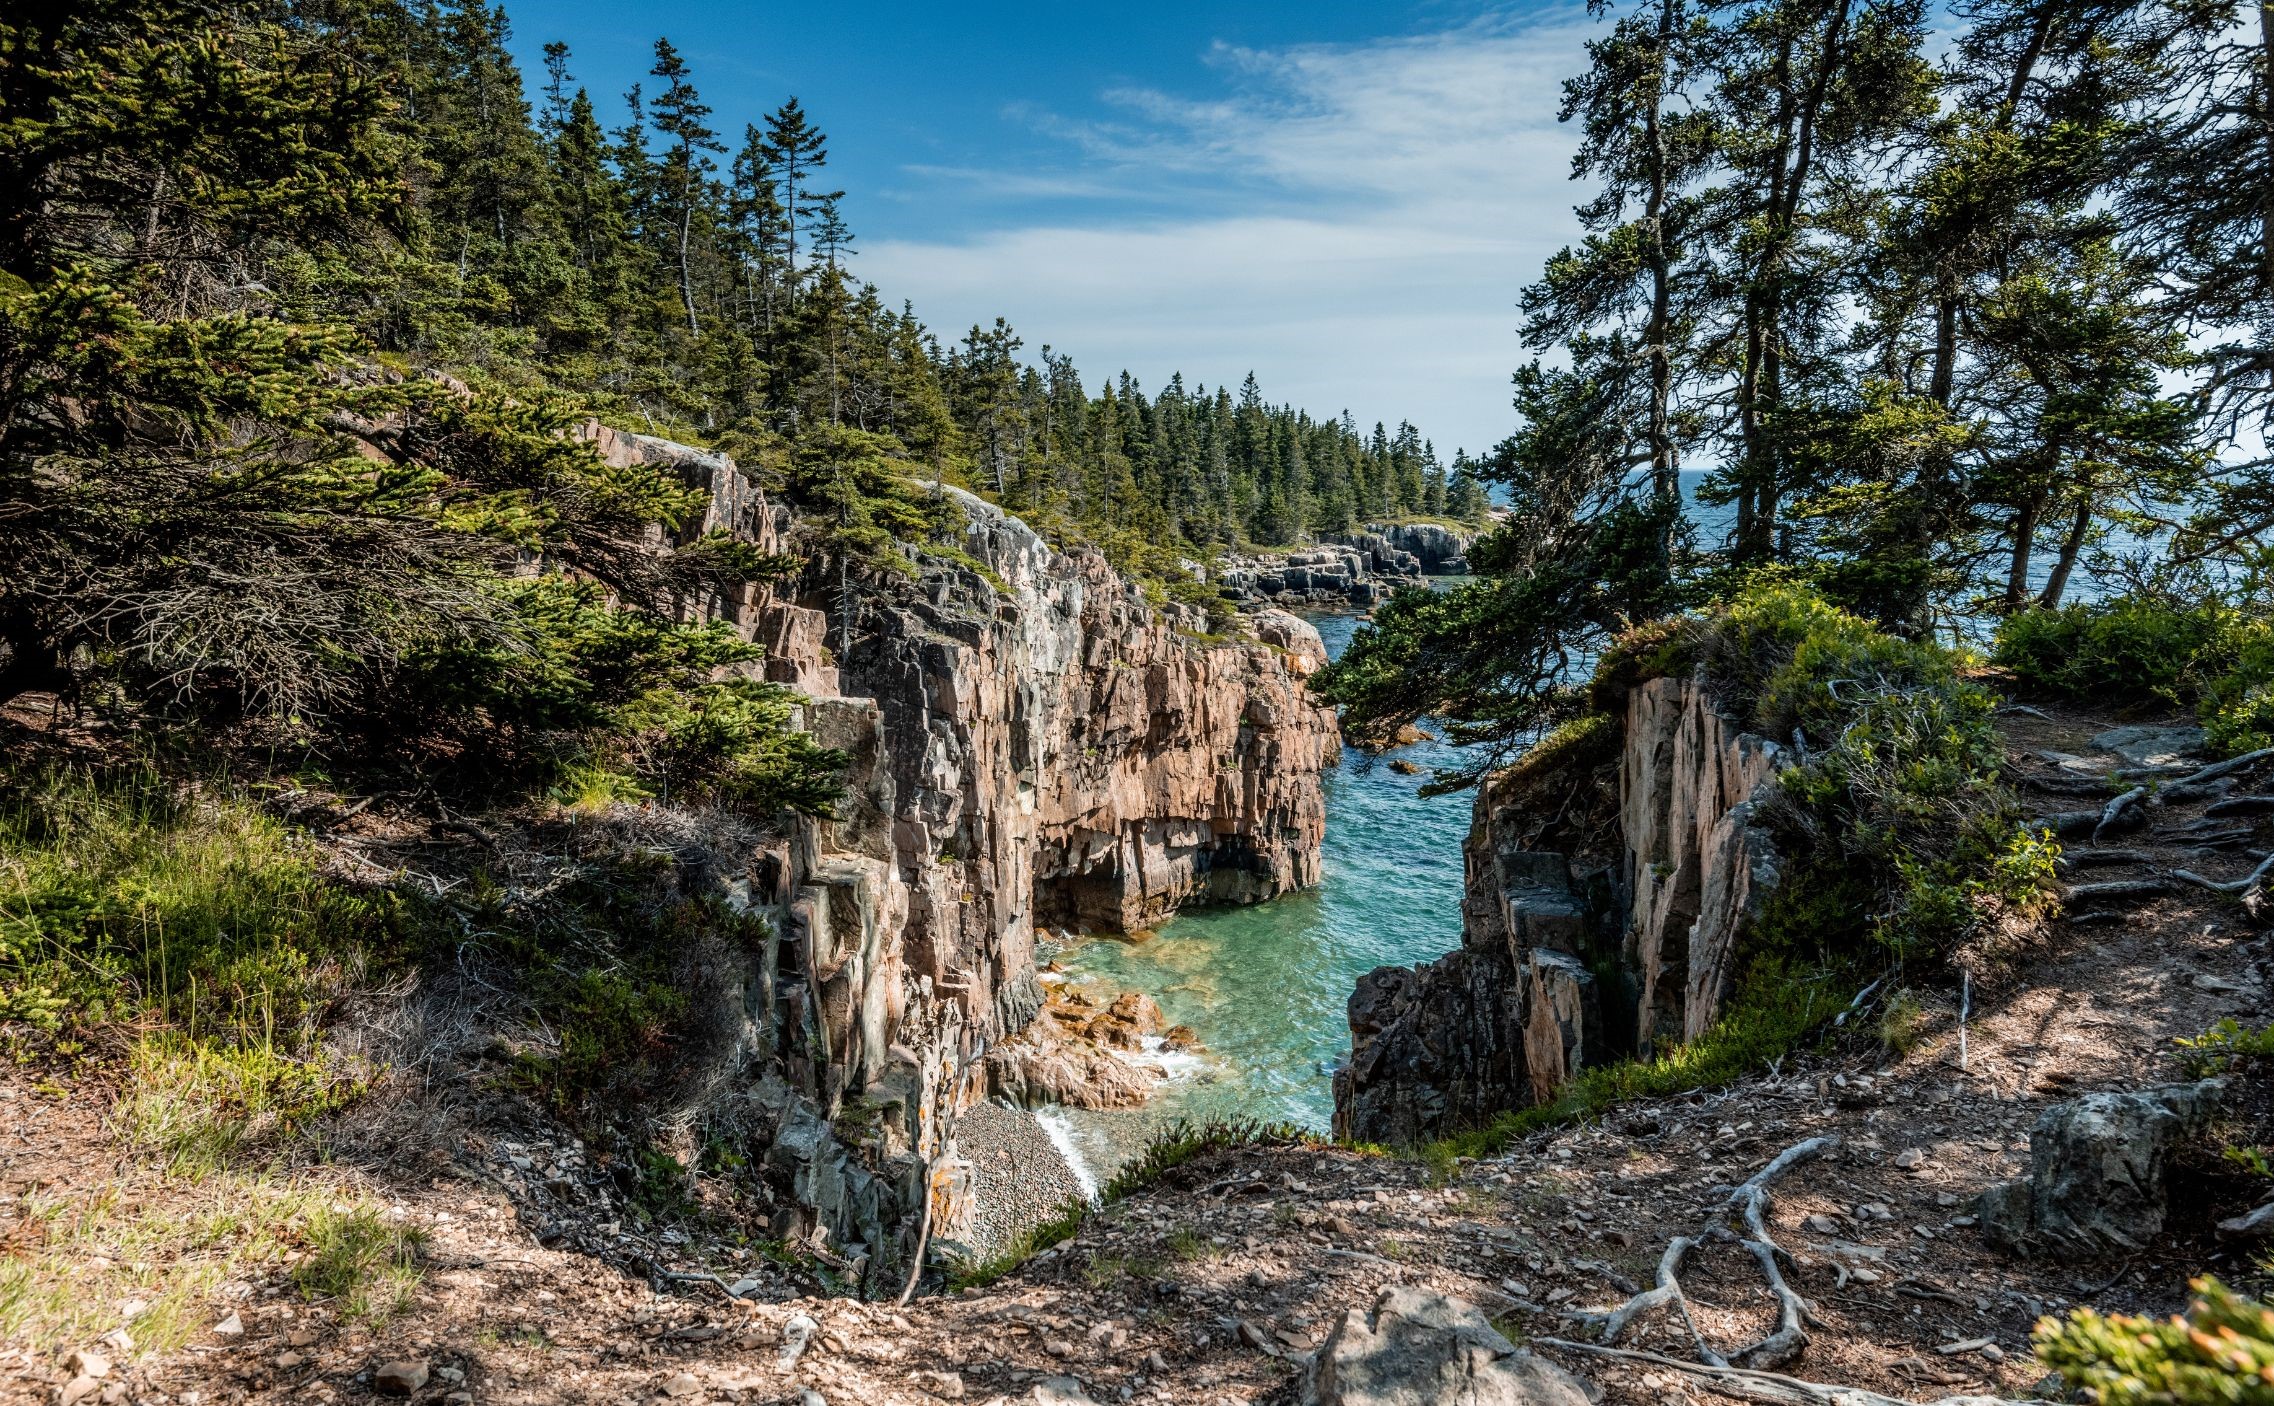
left=1138, top=1035, right=1208, bottom=1080
left=1032, top=1107, right=1102, bottom=1203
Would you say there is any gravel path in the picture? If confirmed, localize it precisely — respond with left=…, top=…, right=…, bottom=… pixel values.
left=957, top=1099, right=1090, bottom=1259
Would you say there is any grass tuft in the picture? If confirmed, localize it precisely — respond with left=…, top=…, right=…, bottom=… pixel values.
left=292, top=1205, right=426, bottom=1324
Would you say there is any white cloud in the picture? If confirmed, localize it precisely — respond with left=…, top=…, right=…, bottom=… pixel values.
left=858, top=7, right=1599, bottom=457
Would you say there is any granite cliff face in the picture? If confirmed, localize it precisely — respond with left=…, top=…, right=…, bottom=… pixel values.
left=1334, top=672, right=1782, bottom=1144
left=585, top=426, right=1337, bottom=1270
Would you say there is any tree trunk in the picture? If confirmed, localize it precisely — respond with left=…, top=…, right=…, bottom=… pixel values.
left=2260, top=0, right=2274, bottom=296
left=2036, top=496, right=2093, bottom=609
left=678, top=202, right=699, bottom=334
left=2003, top=494, right=2041, bottom=613
left=1645, top=0, right=1681, bottom=568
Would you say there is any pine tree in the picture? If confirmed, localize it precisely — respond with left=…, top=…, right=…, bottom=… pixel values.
left=762, top=98, right=831, bottom=275
left=647, top=39, right=723, bottom=334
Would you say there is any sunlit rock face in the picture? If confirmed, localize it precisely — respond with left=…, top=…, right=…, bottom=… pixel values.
left=584, top=425, right=1336, bottom=1258
left=1335, top=671, right=1783, bottom=1145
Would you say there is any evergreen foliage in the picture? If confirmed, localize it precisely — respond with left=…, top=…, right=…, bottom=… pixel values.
left=1323, top=0, right=2274, bottom=766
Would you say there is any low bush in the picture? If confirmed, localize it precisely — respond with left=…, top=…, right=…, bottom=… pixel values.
left=292, top=1204, right=427, bottom=1324
left=1994, top=593, right=2274, bottom=756
left=2035, top=1277, right=2274, bottom=1404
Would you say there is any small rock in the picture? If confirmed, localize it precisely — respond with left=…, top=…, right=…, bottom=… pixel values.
left=659, top=1373, right=702, bottom=1398
left=374, top=1361, right=430, bottom=1396
left=1893, top=1148, right=1927, bottom=1170
left=1143, top=1351, right=1169, bottom=1373
left=1032, top=1380, right=1097, bottom=1405
left=1237, top=1320, right=1274, bottom=1354
left=1934, top=1337, right=1994, bottom=1356
left=1803, top=1214, right=1841, bottom=1235
left=289, top=1329, right=320, bottom=1348
left=212, top=1313, right=244, bottom=1338
left=1983, top=1344, right=2007, bottom=1363
left=1308, top=1287, right=1592, bottom=1406
left=64, top=1352, right=109, bottom=1380
left=909, top=1369, right=965, bottom=1400
left=60, top=1377, right=102, bottom=1406
left=1044, top=1337, right=1076, bottom=1358
left=778, top=1313, right=819, bottom=1370
left=2219, top=1203, right=2274, bottom=1240
left=275, top=1352, right=307, bottom=1371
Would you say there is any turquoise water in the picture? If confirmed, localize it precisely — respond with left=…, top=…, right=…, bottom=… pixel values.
left=1047, top=607, right=1479, bottom=1174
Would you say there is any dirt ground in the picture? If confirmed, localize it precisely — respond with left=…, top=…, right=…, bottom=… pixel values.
left=4, top=706, right=2270, bottom=1406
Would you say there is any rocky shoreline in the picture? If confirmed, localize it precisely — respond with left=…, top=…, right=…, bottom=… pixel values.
left=953, top=1100, right=1093, bottom=1261
left=1208, top=521, right=1482, bottom=610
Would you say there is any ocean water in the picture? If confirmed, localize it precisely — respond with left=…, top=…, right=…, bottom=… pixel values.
left=1047, top=607, right=1479, bottom=1178
left=1039, top=488, right=2173, bottom=1184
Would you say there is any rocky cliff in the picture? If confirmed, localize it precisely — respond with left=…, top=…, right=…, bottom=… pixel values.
left=587, top=426, right=1338, bottom=1269
left=1335, top=672, right=1782, bottom=1143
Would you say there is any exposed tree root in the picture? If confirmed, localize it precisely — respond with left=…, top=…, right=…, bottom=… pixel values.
left=1578, top=1136, right=1836, bottom=1369
left=1534, top=1338, right=2052, bottom=1406
left=2158, top=748, right=2274, bottom=803
left=2173, top=851, right=2274, bottom=896
left=2092, top=786, right=2147, bottom=844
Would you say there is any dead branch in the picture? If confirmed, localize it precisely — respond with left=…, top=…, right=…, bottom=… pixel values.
left=1533, top=1338, right=2050, bottom=1406
left=1578, top=1137, right=1837, bottom=1370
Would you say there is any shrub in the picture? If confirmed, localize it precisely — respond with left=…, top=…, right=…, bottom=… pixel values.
left=1687, top=585, right=2059, bottom=960
left=2035, top=1277, right=2274, bottom=1404
left=1995, top=593, right=2274, bottom=756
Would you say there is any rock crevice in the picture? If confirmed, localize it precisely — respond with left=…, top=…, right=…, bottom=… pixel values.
left=1336, top=672, right=1781, bottom=1143
left=587, top=426, right=1337, bottom=1271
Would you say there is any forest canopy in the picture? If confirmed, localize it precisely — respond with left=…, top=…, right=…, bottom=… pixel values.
left=0, top=0, right=1481, bottom=783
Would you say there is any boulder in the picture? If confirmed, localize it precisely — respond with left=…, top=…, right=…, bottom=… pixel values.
left=1978, top=1080, right=2224, bottom=1255
left=1305, top=1287, right=1594, bottom=1406
left=2091, top=725, right=2208, bottom=767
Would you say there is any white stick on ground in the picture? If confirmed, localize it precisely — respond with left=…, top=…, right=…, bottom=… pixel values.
left=1533, top=1337, right=2053, bottom=1406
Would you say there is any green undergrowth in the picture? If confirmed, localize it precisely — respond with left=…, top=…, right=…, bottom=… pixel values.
left=1407, top=584, right=2060, bottom=1162
left=1626, top=585, right=2061, bottom=961
left=946, top=1117, right=1311, bottom=1292
left=1995, top=590, right=2274, bottom=755
left=2035, top=1277, right=2274, bottom=1404
left=0, top=766, right=414, bottom=1170
left=1418, top=953, right=1860, bottom=1161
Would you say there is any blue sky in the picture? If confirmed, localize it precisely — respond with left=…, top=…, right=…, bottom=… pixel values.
left=504, top=1, right=1599, bottom=457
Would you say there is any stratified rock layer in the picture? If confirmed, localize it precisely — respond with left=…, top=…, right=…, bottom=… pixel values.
left=583, top=426, right=1337, bottom=1274
left=1336, top=672, right=1781, bottom=1143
